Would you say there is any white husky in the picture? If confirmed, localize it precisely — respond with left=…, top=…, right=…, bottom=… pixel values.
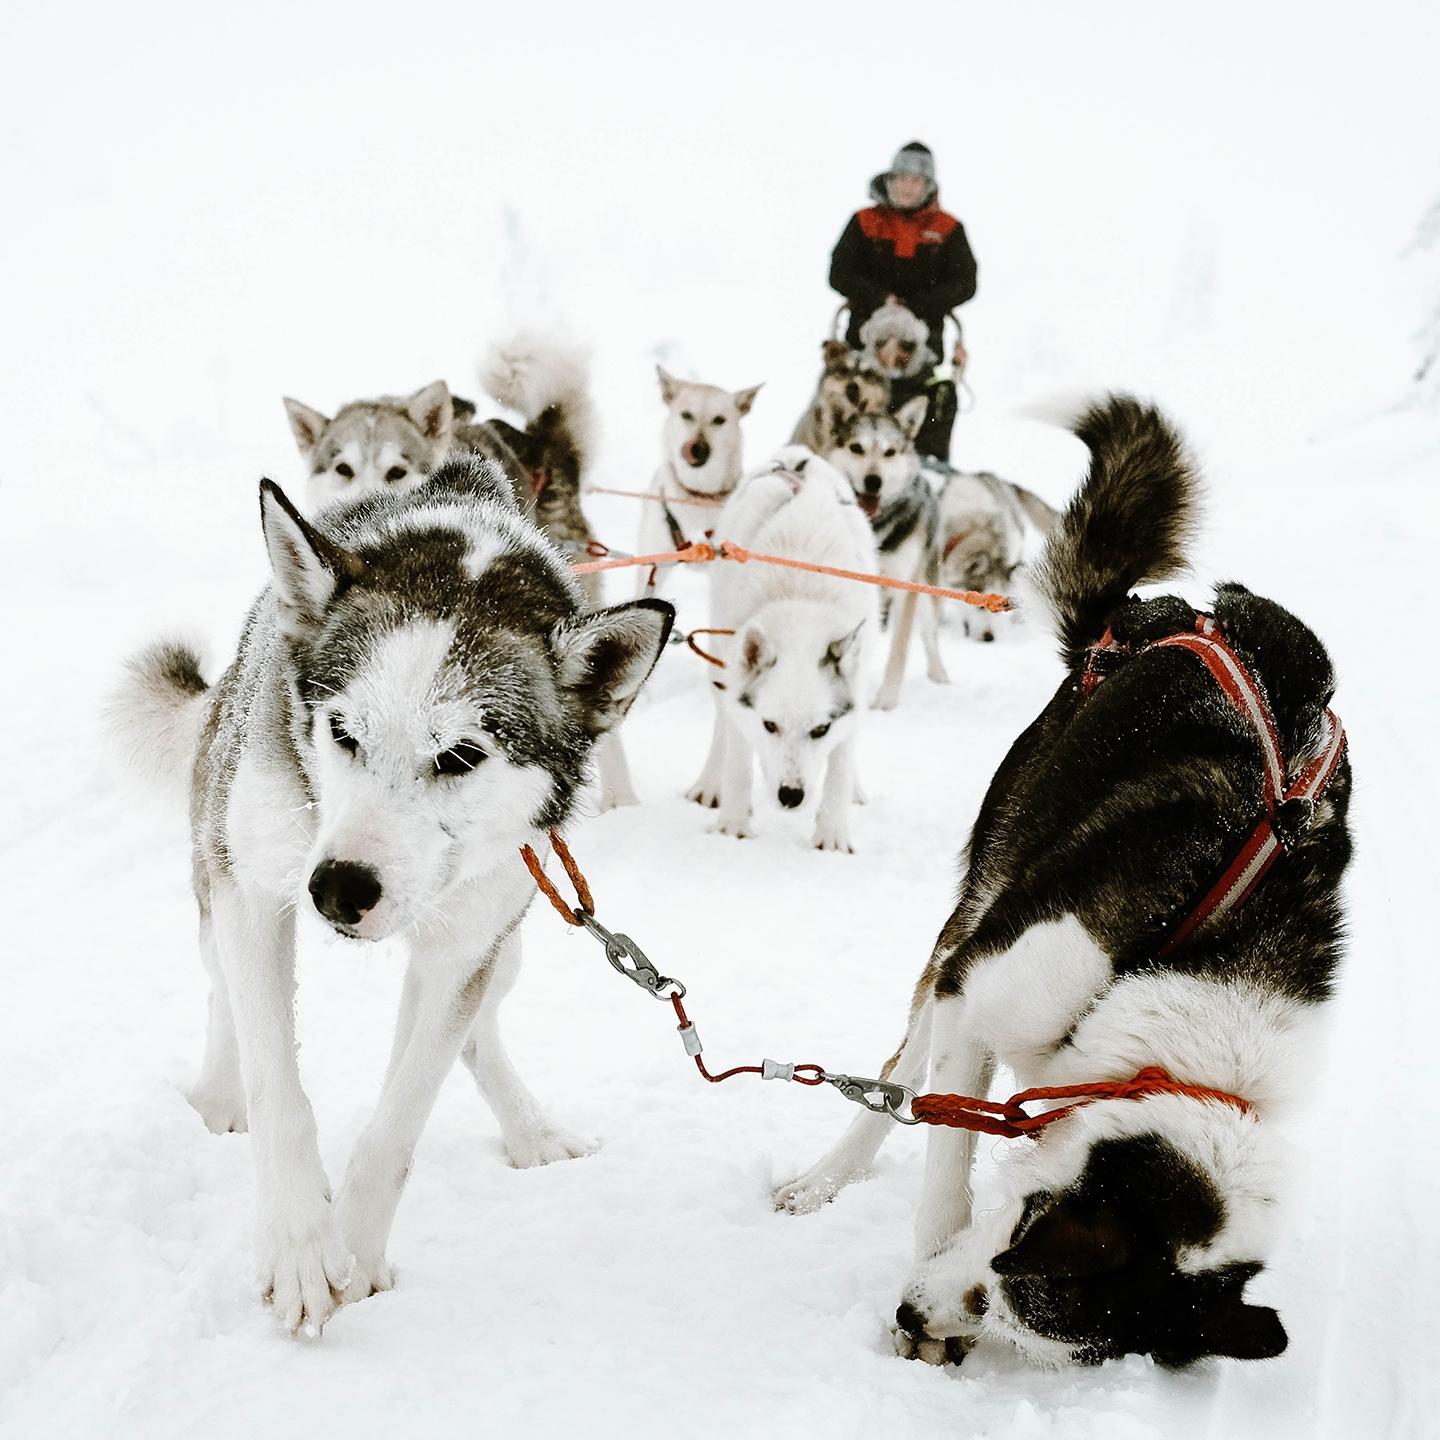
left=689, top=448, right=877, bottom=852
left=634, top=366, right=763, bottom=592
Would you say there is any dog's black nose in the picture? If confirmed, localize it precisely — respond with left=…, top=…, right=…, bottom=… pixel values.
left=688, top=439, right=710, bottom=467
left=308, top=860, right=383, bottom=928
left=863, top=474, right=882, bottom=493
left=778, top=785, right=804, bottom=809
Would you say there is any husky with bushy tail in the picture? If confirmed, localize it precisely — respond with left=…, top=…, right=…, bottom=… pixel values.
left=776, top=395, right=1350, bottom=1372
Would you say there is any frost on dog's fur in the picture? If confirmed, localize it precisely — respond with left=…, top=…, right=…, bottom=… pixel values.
left=777, top=396, right=1351, bottom=1371
left=116, top=455, right=673, bottom=1334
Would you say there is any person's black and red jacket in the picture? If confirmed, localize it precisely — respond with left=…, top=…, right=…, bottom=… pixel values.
left=829, top=201, right=978, bottom=353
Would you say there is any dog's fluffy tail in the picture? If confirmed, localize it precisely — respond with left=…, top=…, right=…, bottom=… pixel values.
left=480, top=334, right=596, bottom=482
left=1029, top=395, right=1199, bottom=668
left=107, top=639, right=210, bottom=801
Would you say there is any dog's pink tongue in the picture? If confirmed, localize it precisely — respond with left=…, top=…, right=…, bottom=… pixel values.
left=859, top=493, right=880, bottom=517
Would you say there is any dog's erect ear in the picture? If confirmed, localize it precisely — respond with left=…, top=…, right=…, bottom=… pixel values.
left=283, top=398, right=331, bottom=462
left=403, top=380, right=455, bottom=449
left=259, top=479, right=366, bottom=638
left=732, top=383, right=764, bottom=416
left=990, top=1195, right=1129, bottom=1278
left=551, top=598, right=675, bottom=734
left=894, top=394, right=930, bottom=441
left=822, top=620, right=866, bottom=678
left=822, top=339, right=852, bottom=371
left=739, top=620, right=774, bottom=674
left=656, top=365, right=682, bottom=405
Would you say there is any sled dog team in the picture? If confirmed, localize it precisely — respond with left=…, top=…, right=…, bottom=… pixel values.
left=114, top=329, right=1351, bottom=1373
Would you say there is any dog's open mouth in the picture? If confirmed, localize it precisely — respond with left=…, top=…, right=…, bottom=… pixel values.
left=858, top=493, right=881, bottom=518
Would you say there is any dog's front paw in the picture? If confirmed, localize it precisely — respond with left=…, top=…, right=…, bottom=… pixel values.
left=340, top=1253, right=395, bottom=1306
left=258, top=1202, right=353, bottom=1336
left=188, top=1085, right=247, bottom=1135
left=927, top=661, right=951, bottom=685
left=811, top=822, right=855, bottom=854
left=773, top=1170, right=845, bottom=1215
left=871, top=688, right=900, bottom=712
left=506, top=1125, right=597, bottom=1169
left=598, top=784, right=640, bottom=811
left=710, top=814, right=752, bottom=840
left=686, top=771, right=723, bottom=807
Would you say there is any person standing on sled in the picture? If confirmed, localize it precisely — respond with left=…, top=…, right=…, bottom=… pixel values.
left=829, top=140, right=978, bottom=460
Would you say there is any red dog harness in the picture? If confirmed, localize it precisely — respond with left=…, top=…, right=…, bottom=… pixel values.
left=913, top=613, right=1347, bottom=1136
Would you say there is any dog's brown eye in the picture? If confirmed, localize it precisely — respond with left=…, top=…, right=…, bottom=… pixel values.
left=680, top=411, right=694, bottom=422
left=809, top=722, right=831, bottom=740
left=328, top=713, right=359, bottom=755
left=711, top=415, right=727, bottom=426
left=883, top=449, right=896, bottom=458
left=433, top=740, right=486, bottom=778
left=762, top=720, right=781, bottom=736
left=335, top=462, right=355, bottom=479
left=385, top=466, right=407, bottom=483
left=849, top=442, right=865, bottom=456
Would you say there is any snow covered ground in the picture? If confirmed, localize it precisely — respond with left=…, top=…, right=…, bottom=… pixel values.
left=4, top=3, right=1439, bottom=1436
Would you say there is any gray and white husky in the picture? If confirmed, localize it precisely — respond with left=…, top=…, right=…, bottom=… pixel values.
left=112, top=460, right=673, bottom=1335
left=858, top=300, right=935, bottom=381
left=283, top=338, right=596, bottom=537
left=827, top=399, right=949, bottom=709
left=933, top=466, right=1059, bottom=643
left=689, top=447, right=877, bottom=852
left=285, top=381, right=454, bottom=510
left=633, top=365, right=763, bottom=592
left=283, top=341, right=648, bottom=809
left=778, top=397, right=1350, bottom=1370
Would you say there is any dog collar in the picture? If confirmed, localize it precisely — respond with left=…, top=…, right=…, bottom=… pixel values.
left=668, top=461, right=735, bottom=506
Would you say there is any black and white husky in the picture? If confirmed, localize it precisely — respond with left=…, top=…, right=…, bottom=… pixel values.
left=827, top=400, right=949, bottom=709
left=777, top=397, right=1351, bottom=1369
left=113, top=461, right=673, bottom=1334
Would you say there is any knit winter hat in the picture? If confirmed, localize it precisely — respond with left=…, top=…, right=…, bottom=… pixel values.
left=888, top=141, right=935, bottom=182
left=868, top=140, right=938, bottom=209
